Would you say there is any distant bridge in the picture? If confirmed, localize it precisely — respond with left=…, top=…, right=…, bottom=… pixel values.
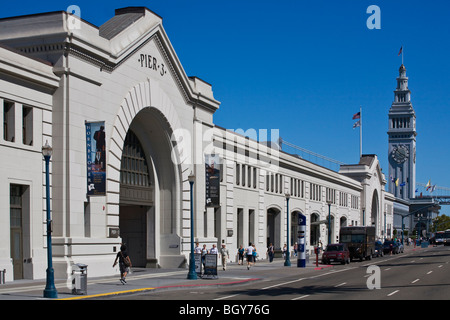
left=416, top=182, right=450, bottom=205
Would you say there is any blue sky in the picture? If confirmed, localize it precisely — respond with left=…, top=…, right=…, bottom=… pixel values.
left=2, top=1, right=449, bottom=214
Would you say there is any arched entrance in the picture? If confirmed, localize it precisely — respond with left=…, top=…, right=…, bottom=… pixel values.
left=118, top=106, right=181, bottom=268
left=291, top=211, right=302, bottom=247
left=310, top=213, right=320, bottom=246
left=109, top=79, right=195, bottom=269
left=267, top=207, right=281, bottom=249
left=119, top=130, right=153, bottom=267
left=339, top=217, right=347, bottom=242
left=371, top=190, right=379, bottom=233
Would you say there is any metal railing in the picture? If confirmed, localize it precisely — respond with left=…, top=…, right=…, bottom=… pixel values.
left=281, top=139, right=347, bottom=172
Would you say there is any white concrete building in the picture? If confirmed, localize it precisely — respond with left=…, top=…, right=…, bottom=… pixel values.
left=0, top=7, right=394, bottom=282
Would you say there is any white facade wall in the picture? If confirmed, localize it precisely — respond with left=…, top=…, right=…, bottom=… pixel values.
left=0, top=46, right=59, bottom=281
left=0, top=7, right=394, bottom=282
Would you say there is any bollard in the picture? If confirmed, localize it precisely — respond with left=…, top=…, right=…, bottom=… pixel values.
left=0, top=269, right=6, bottom=284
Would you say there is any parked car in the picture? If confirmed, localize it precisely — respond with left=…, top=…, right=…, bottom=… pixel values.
left=373, top=241, right=384, bottom=257
left=383, top=240, right=399, bottom=254
left=322, top=243, right=350, bottom=265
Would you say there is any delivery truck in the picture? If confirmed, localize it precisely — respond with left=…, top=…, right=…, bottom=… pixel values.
left=339, top=226, right=375, bottom=261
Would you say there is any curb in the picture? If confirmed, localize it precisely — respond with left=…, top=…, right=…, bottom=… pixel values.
left=57, top=277, right=262, bottom=300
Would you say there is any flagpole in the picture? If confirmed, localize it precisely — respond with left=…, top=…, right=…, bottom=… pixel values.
left=359, top=106, right=362, bottom=159
left=402, top=45, right=404, bottom=65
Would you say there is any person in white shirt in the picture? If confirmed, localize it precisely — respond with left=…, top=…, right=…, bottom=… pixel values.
left=246, top=242, right=254, bottom=270
left=210, top=244, right=218, bottom=254
left=220, top=244, right=229, bottom=270
left=194, top=242, right=202, bottom=254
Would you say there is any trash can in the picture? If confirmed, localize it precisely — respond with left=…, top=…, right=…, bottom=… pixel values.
left=72, top=264, right=88, bottom=295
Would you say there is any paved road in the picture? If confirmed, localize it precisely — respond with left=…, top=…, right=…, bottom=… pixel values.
left=105, top=244, right=450, bottom=300
left=1, top=243, right=448, bottom=303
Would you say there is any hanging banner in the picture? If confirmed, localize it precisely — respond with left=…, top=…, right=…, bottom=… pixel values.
left=85, top=121, right=106, bottom=196
left=205, top=155, right=220, bottom=207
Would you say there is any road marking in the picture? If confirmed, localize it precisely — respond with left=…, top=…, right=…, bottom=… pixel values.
left=384, top=268, right=391, bottom=271
left=215, top=294, right=240, bottom=300
left=292, top=295, right=310, bottom=300
left=411, top=279, right=420, bottom=284
left=217, top=267, right=358, bottom=300
left=427, top=271, right=433, bottom=275
left=438, top=265, right=443, bottom=268
left=334, top=282, right=346, bottom=287
left=261, top=278, right=305, bottom=290
left=387, top=290, right=399, bottom=296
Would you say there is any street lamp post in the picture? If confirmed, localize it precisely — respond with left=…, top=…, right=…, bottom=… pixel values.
left=327, top=200, right=332, bottom=245
left=417, top=213, right=423, bottom=244
left=400, top=204, right=437, bottom=245
left=187, top=172, right=197, bottom=280
left=284, top=193, right=291, bottom=267
left=42, top=140, right=57, bottom=299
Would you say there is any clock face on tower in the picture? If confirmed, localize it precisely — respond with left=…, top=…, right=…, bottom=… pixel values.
left=392, top=145, right=410, bottom=163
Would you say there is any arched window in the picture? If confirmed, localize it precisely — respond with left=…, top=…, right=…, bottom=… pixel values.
left=120, top=130, right=151, bottom=187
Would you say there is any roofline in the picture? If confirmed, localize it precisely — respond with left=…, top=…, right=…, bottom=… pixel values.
left=0, top=10, right=99, bottom=30
left=0, top=43, right=53, bottom=66
left=115, top=7, right=163, bottom=20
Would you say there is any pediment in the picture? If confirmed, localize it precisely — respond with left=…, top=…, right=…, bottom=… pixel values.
left=66, top=7, right=220, bottom=112
left=340, top=154, right=386, bottom=186
left=100, top=7, right=219, bottom=112
left=363, top=155, right=387, bottom=186
left=0, top=7, right=220, bottom=112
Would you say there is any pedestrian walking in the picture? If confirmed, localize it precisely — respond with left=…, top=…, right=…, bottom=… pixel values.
left=282, top=244, right=287, bottom=260
left=237, top=245, right=245, bottom=265
left=267, top=243, right=274, bottom=262
left=220, top=244, right=229, bottom=270
left=113, top=244, right=132, bottom=284
left=252, top=244, right=257, bottom=264
left=246, top=242, right=254, bottom=270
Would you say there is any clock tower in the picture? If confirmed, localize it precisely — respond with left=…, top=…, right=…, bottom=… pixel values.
left=388, top=64, right=417, bottom=200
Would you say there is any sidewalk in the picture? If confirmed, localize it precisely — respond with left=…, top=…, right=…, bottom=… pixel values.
left=0, top=258, right=319, bottom=300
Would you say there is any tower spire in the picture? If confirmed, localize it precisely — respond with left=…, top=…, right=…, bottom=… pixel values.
left=394, top=64, right=411, bottom=104
left=388, top=63, right=417, bottom=200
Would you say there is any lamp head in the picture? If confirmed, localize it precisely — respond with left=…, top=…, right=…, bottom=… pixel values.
left=42, top=140, right=53, bottom=158
left=188, top=172, right=195, bottom=183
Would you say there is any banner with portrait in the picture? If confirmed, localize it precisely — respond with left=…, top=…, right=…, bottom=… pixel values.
left=205, top=154, right=220, bottom=207
left=86, top=121, right=106, bottom=196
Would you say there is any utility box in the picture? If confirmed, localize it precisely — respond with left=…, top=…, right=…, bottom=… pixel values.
left=72, top=264, right=88, bottom=295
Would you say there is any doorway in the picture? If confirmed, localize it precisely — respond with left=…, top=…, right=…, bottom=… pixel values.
left=267, top=208, right=281, bottom=249
left=119, top=205, right=149, bottom=267
left=10, top=185, right=27, bottom=280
